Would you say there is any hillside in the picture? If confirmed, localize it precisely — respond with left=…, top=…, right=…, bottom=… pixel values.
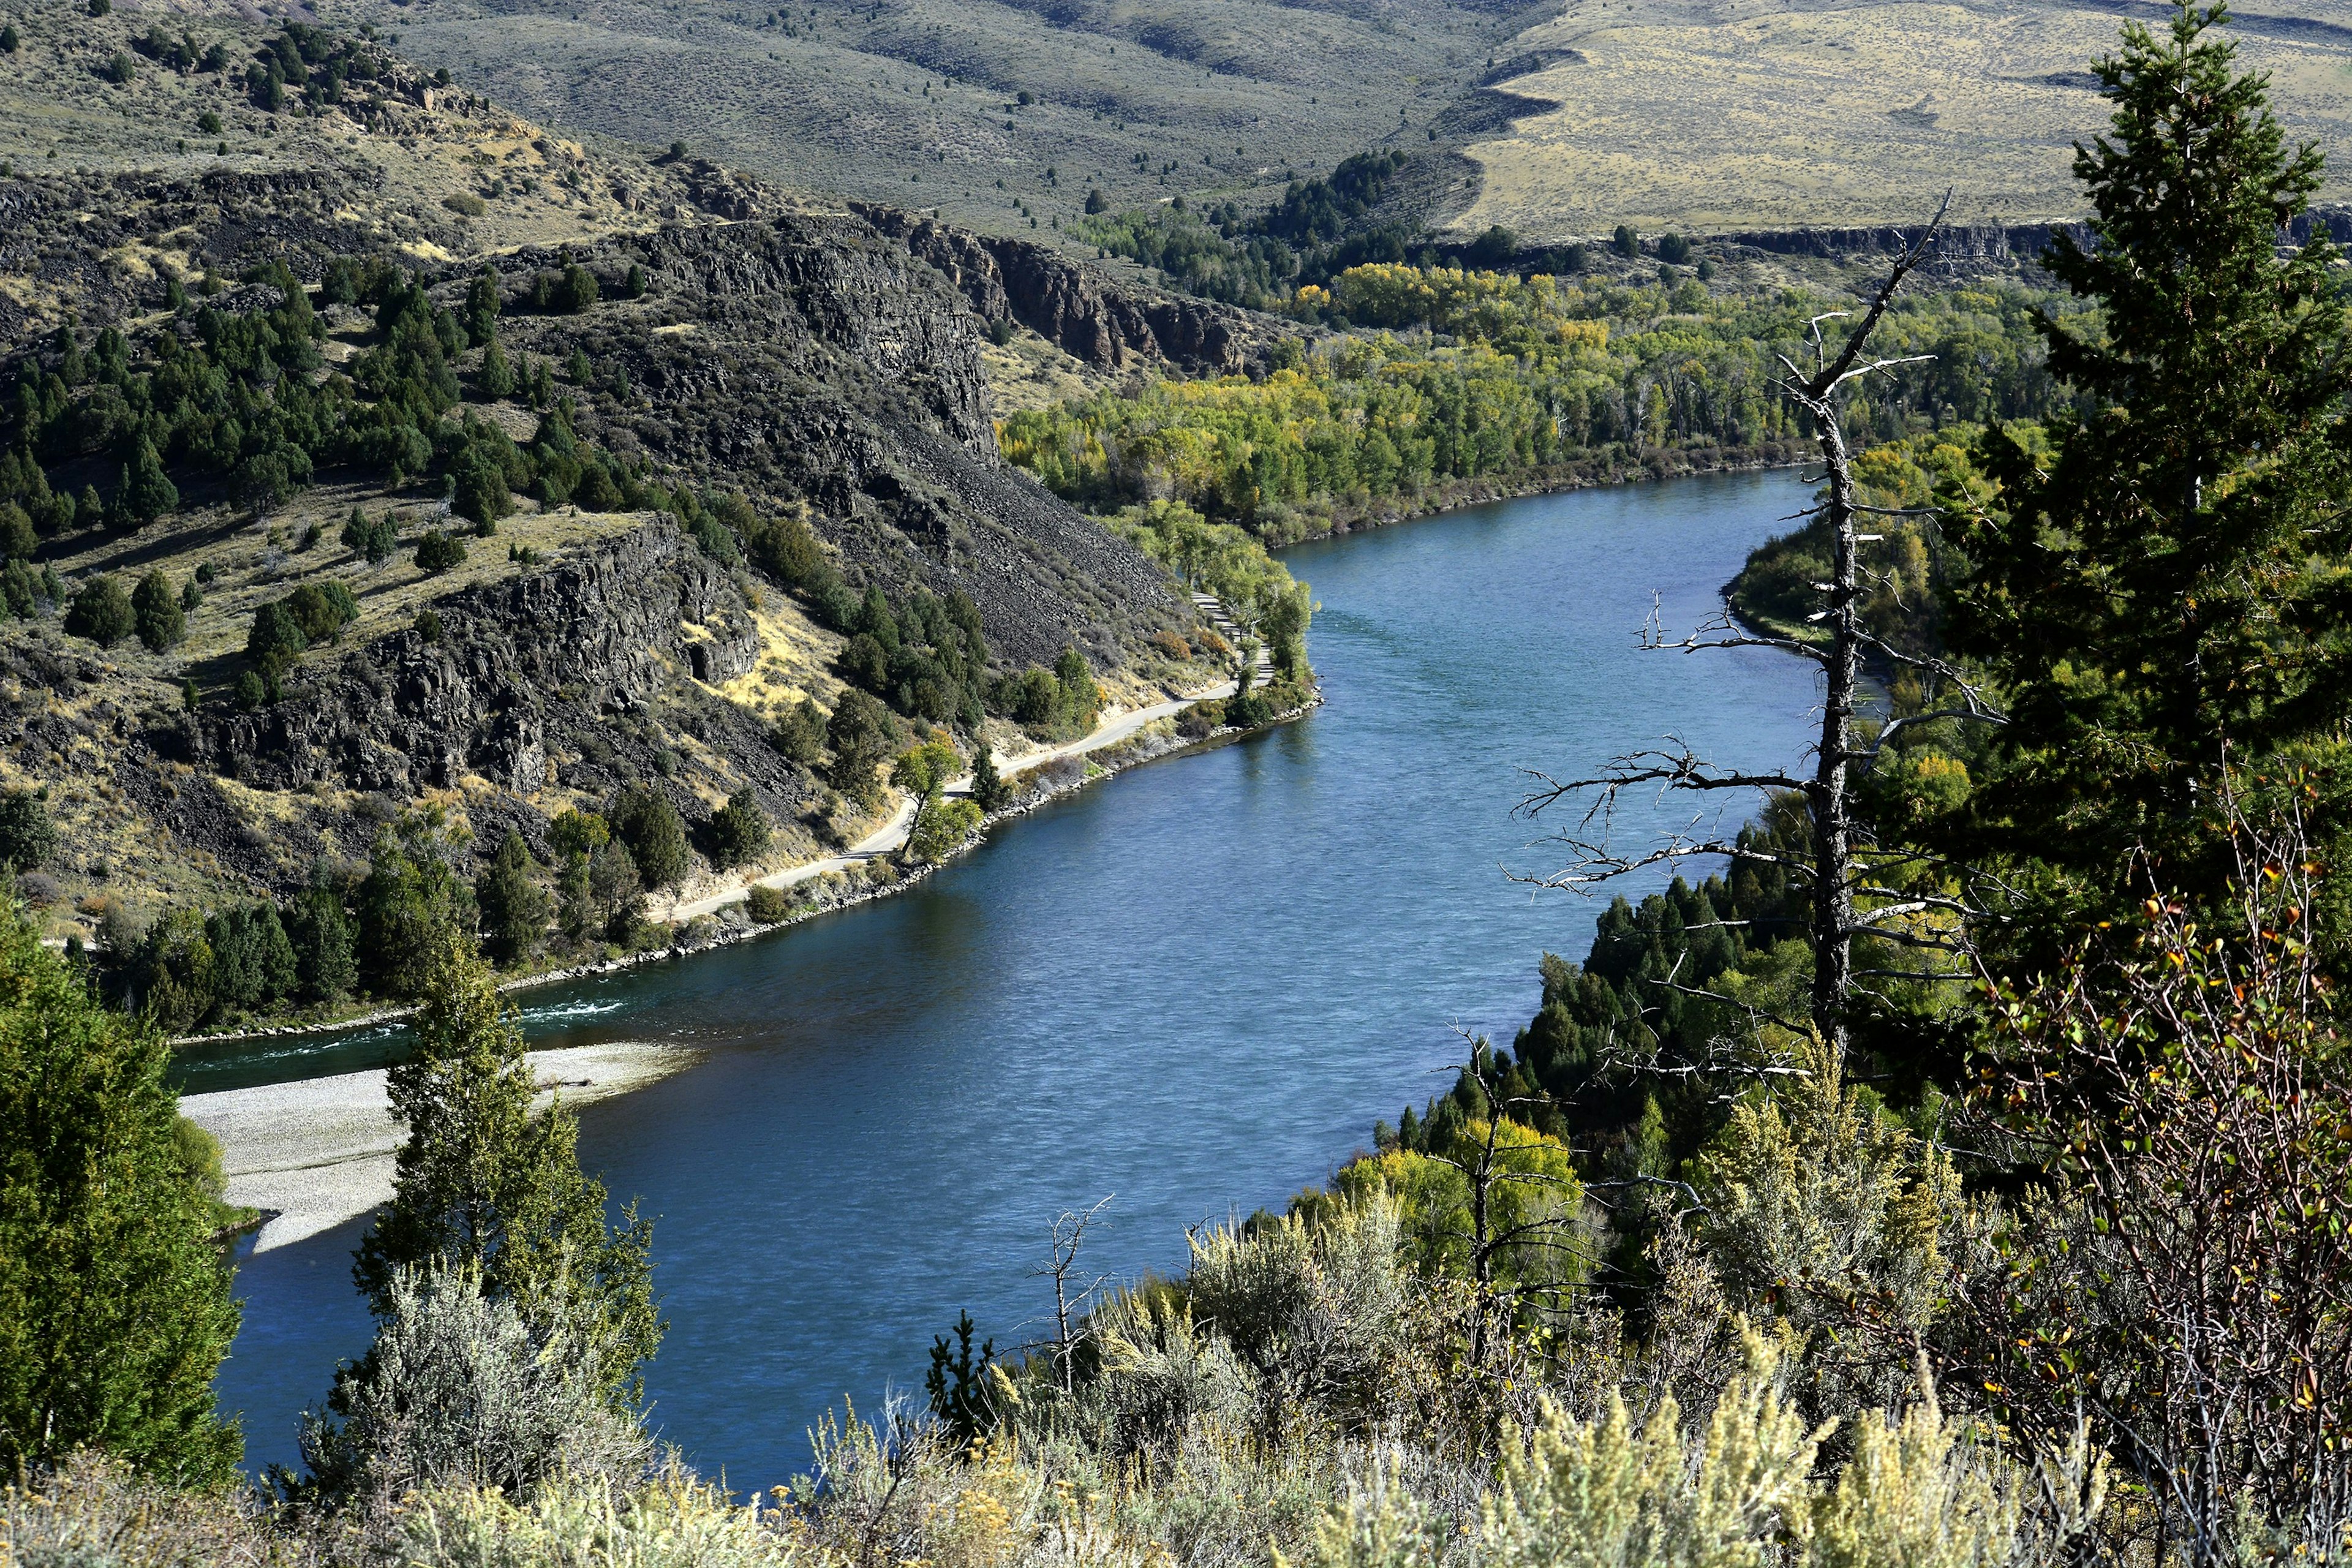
left=318, top=0, right=2352, bottom=249
left=1446, top=0, right=2352, bottom=239
left=0, top=3, right=1262, bottom=954
left=316, top=0, right=1537, bottom=243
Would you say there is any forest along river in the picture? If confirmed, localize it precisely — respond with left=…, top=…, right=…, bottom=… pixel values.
left=184, top=469, right=1825, bottom=1487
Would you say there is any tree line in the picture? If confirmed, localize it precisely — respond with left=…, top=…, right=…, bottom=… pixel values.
left=1000, top=268, right=2082, bottom=545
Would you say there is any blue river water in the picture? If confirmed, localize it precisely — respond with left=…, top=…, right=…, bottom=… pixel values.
left=199, top=469, right=1822, bottom=1487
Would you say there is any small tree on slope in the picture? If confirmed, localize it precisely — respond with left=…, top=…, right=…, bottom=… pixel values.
left=350, top=936, right=660, bottom=1406
left=0, top=904, right=241, bottom=1482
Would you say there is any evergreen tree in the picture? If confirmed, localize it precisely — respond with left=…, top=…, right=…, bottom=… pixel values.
left=124, top=437, right=178, bottom=525
left=63, top=576, right=134, bottom=648
left=475, top=829, right=552, bottom=967
left=972, top=742, right=1010, bottom=812
left=130, top=569, right=183, bottom=653
left=824, top=689, right=897, bottom=809
left=609, top=785, right=688, bottom=889
left=705, top=788, right=770, bottom=870
left=0, top=905, right=241, bottom=1481
left=0, top=791, right=53, bottom=870
left=477, top=333, right=515, bottom=401
left=354, top=810, right=475, bottom=998
left=464, top=264, right=501, bottom=347
left=1947, top=1, right=2352, bottom=918
left=287, top=875, right=355, bottom=1004
left=351, top=937, right=660, bottom=1401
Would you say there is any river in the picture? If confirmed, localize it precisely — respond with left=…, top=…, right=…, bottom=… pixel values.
left=198, top=469, right=1823, bottom=1485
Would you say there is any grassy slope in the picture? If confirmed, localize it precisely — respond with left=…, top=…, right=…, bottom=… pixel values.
left=304, top=0, right=2352, bottom=245
left=1450, top=0, right=2352, bottom=238
left=312, top=0, right=1531, bottom=241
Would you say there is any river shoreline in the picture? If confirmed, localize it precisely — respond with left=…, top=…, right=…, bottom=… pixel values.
left=181, top=1040, right=702, bottom=1253
left=1251, top=442, right=1812, bottom=549
left=171, top=692, right=1319, bottom=1059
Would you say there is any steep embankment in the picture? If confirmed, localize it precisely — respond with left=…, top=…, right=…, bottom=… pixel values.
left=0, top=9, right=1262, bottom=938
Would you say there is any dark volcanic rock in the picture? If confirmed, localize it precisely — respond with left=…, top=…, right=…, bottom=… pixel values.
left=851, top=203, right=1272, bottom=377
left=481, top=214, right=1188, bottom=669
left=170, top=519, right=757, bottom=797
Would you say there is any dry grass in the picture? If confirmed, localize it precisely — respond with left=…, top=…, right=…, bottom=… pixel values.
left=312, top=0, right=1515, bottom=241
left=1450, top=0, right=2352, bottom=237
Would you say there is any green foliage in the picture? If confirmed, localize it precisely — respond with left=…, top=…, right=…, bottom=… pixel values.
left=0, top=791, right=54, bottom=871
left=475, top=830, right=552, bottom=968
left=744, top=883, right=795, bottom=923
left=63, top=576, right=134, bottom=648
left=476, top=333, right=515, bottom=402
left=924, top=1311, right=996, bottom=1448
left=824, top=688, right=897, bottom=809
left=414, top=529, right=466, bottom=571
left=705, top=788, right=771, bottom=871
left=1110, top=500, right=1314, bottom=677
left=342, top=506, right=398, bottom=564
left=772, top=696, right=826, bottom=769
left=608, top=784, right=688, bottom=889
left=301, top=1262, right=651, bottom=1506
left=1078, top=149, right=1416, bottom=307
left=286, top=873, right=355, bottom=1005
left=353, top=808, right=475, bottom=999
left=1942, top=2, right=2352, bottom=920
left=527, top=263, right=601, bottom=314
left=1003, top=271, right=2074, bottom=540
left=0, top=905, right=241, bottom=1482
left=826, top=581, right=992, bottom=728
left=351, top=935, right=660, bottom=1406
left=129, top=571, right=183, bottom=653
left=971, top=742, right=1010, bottom=812
left=246, top=579, right=357, bottom=676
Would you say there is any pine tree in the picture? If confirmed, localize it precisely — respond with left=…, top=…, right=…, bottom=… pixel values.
left=124, top=437, right=178, bottom=525
left=477, top=333, right=515, bottom=401
left=288, top=875, right=355, bottom=1004
left=1947, top=1, right=2351, bottom=912
left=475, top=829, right=551, bottom=967
left=0, top=905, right=241, bottom=1481
left=464, top=264, right=501, bottom=347
left=130, top=569, right=183, bottom=653
left=352, top=937, right=660, bottom=1401
left=972, top=742, right=1010, bottom=812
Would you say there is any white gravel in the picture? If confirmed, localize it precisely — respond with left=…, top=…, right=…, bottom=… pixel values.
left=180, top=1042, right=698, bottom=1253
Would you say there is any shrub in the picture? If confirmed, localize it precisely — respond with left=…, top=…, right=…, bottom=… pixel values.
left=772, top=698, right=826, bottom=768
left=706, top=788, right=770, bottom=870
left=609, top=785, right=688, bottom=888
left=0, top=791, right=53, bottom=871
left=441, top=192, right=486, bottom=218
left=745, top=883, right=794, bottom=923
left=414, top=529, right=466, bottom=571
left=130, top=571, right=184, bottom=652
left=63, top=576, right=134, bottom=647
left=301, top=1263, right=650, bottom=1507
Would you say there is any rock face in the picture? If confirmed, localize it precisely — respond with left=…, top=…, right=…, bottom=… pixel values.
left=851, top=203, right=1270, bottom=377
left=484, top=213, right=1189, bottom=670
left=166, top=521, right=760, bottom=798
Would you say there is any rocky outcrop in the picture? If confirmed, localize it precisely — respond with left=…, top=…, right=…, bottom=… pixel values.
left=851, top=203, right=1270, bottom=377
left=165, top=520, right=758, bottom=797
left=481, top=214, right=1188, bottom=669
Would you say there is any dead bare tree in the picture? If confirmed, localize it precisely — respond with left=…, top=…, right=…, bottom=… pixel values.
left=1028, top=1195, right=1114, bottom=1395
left=1516, top=194, right=2005, bottom=1054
